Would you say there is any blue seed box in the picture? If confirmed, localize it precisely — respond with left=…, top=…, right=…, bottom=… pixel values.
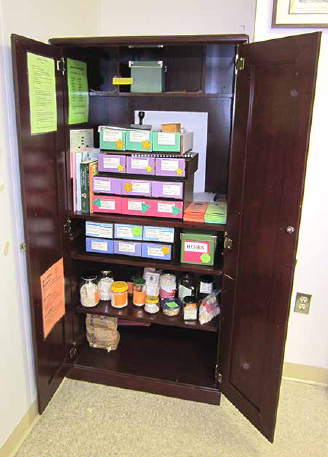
left=86, top=237, right=114, bottom=254
left=85, top=221, right=113, bottom=239
left=114, top=223, right=143, bottom=241
left=142, top=242, right=172, bottom=260
left=142, top=226, right=175, bottom=244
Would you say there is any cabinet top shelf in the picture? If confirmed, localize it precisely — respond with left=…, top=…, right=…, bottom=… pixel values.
left=89, top=91, right=233, bottom=99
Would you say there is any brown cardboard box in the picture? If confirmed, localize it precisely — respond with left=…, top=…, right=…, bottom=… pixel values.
left=161, top=123, right=181, bottom=133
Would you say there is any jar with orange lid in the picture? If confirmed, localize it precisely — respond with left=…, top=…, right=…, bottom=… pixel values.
left=133, top=278, right=146, bottom=307
left=110, top=281, right=128, bottom=308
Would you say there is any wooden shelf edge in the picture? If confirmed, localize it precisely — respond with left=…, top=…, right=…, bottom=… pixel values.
left=76, top=301, right=219, bottom=332
left=89, top=91, right=233, bottom=98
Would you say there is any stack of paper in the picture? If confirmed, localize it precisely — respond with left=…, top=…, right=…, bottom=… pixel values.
left=183, top=202, right=208, bottom=222
left=204, top=201, right=227, bottom=224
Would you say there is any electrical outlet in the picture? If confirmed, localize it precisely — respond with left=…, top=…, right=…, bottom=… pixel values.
left=294, top=293, right=312, bottom=314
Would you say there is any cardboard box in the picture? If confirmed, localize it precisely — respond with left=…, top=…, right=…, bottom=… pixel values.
left=161, top=123, right=181, bottom=133
left=85, top=221, right=113, bottom=239
left=99, top=127, right=126, bottom=151
left=114, top=223, right=143, bottom=241
left=143, top=226, right=175, bottom=243
left=86, top=237, right=114, bottom=254
left=92, top=195, right=122, bottom=214
left=126, top=130, right=153, bottom=152
left=152, top=200, right=183, bottom=219
left=126, top=156, right=155, bottom=175
left=121, top=179, right=152, bottom=197
left=151, top=181, right=183, bottom=199
left=121, top=197, right=154, bottom=217
left=114, top=240, right=142, bottom=257
left=142, top=242, right=172, bottom=260
left=180, top=231, right=217, bottom=266
left=92, top=176, right=122, bottom=195
left=153, top=131, right=193, bottom=154
left=155, top=157, right=186, bottom=177
left=98, top=154, right=126, bottom=173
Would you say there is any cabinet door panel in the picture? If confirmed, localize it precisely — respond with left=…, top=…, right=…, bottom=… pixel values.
left=11, top=34, right=72, bottom=412
left=219, top=32, right=320, bottom=441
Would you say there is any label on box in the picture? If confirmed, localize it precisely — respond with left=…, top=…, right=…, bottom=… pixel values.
left=94, top=179, right=111, bottom=192
left=157, top=202, right=174, bottom=213
left=128, top=200, right=142, bottom=211
left=200, top=282, right=213, bottom=294
left=103, top=157, right=120, bottom=169
left=144, top=227, right=173, bottom=243
left=132, top=182, right=150, bottom=194
left=91, top=240, right=108, bottom=252
left=157, top=132, right=176, bottom=146
left=131, top=158, right=148, bottom=169
left=118, top=242, right=136, bottom=253
left=116, top=226, right=134, bottom=238
left=184, top=241, right=208, bottom=253
left=162, top=184, right=181, bottom=196
left=87, top=224, right=112, bottom=238
left=160, top=159, right=179, bottom=171
left=129, top=131, right=149, bottom=142
left=103, top=130, right=122, bottom=142
left=148, top=246, right=165, bottom=257
left=100, top=200, right=115, bottom=210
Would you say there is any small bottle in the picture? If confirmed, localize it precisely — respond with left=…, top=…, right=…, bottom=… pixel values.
left=144, top=295, right=160, bottom=314
left=198, top=275, right=214, bottom=299
left=133, top=278, right=146, bottom=307
left=80, top=275, right=99, bottom=308
left=97, top=270, right=114, bottom=301
left=178, top=273, right=195, bottom=300
left=183, top=296, right=198, bottom=321
left=127, top=270, right=141, bottom=296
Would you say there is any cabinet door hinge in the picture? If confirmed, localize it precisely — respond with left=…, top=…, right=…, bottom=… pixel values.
left=224, top=232, right=233, bottom=250
left=64, top=218, right=73, bottom=240
left=19, top=241, right=27, bottom=252
left=69, top=343, right=77, bottom=359
left=215, top=365, right=222, bottom=384
left=235, top=56, right=245, bottom=74
left=56, top=57, right=66, bottom=75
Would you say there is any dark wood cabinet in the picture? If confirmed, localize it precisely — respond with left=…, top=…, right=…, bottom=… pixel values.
left=11, top=32, right=320, bottom=442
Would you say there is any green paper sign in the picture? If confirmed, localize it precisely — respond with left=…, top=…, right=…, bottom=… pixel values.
left=172, top=206, right=182, bottom=216
left=27, top=53, right=57, bottom=135
left=141, top=203, right=150, bottom=213
left=67, top=58, right=89, bottom=125
left=93, top=198, right=101, bottom=208
left=200, top=253, right=211, bottom=264
left=132, top=226, right=142, bottom=236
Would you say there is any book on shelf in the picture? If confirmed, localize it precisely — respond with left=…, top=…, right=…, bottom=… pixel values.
left=81, top=160, right=98, bottom=214
left=71, top=148, right=99, bottom=212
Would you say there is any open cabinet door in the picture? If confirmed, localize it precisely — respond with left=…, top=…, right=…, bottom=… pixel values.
left=219, top=32, right=320, bottom=441
left=11, top=34, right=72, bottom=412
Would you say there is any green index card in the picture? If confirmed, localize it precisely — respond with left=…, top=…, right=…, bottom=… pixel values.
left=27, top=53, right=57, bottom=134
left=67, top=58, right=89, bottom=125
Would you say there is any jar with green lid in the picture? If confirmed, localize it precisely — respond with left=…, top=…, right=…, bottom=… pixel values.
left=144, top=295, right=160, bottom=314
left=133, top=278, right=146, bottom=307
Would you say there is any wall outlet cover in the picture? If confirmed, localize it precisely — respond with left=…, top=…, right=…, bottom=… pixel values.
left=294, top=293, right=312, bottom=314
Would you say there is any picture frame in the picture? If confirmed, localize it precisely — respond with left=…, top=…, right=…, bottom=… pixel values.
left=273, top=0, right=328, bottom=27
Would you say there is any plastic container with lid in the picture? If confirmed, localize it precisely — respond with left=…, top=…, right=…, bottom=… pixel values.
left=80, top=275, right=99, bottom=308
left=183, top=296, right=198, bottom=321
left=161, top=298, right=182, bottom=317
left=144, top=295, right=160, bottom=314
left=198, top=275, right=214, bottom=298
left=110, top=281, right=128, bottom=308
left=97, top=270, right=114, bottom=301
left=133, top=278, right=146, bottom=307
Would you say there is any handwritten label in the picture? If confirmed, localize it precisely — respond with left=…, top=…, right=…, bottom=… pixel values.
left=162, top=183, right=182, bottom=197
left=131, top=158, right=148, bottom=169
left=184, top=241, right=208, bottom=253
left=132, top=182, right=150, bottom=194
left=91, top=240, right=108, bottom=252
left=94, top=179, right=111, bottom=192
left=86, top=223, right=113, bottom=238
left=160, top=159, right=179, bottom=171
left=157, top=202, right=173, bottom=213
left=148, top=247, right=165, bottom=257
left=128, top=201, right=142, bottom=211
left=100, top=199, right=115, bottom=210
left=157, top=132, right=176, bottom=146
left=118, top=242, right=136, bottom=253
left=103, top=157, right=120, bottom=169
left=116, top=226, right=134, bottom=238
left=129, top=131, right=149, bottom=142
left=103, top=129, right=122, bottom=142
left=144, top=227, right=174, bottom=243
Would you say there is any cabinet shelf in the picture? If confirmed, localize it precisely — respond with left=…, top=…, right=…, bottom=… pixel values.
left=89, top=90, right=233, bottom=98
left=77, top=300, right=219, bottom=332
left=70, top=211, right=226, bottom=232
left=71, top=250, right=223, bottom=276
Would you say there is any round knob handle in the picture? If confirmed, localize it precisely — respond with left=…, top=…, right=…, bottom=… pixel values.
left=286, top=226, right=295, bottom=234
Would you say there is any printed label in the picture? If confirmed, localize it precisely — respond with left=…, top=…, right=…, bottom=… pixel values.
left=160, top=159, right=179, bottom=171
left=184, top=241, right=208, bottom=253
left=162, top=183, right=182, bottom=196
left=129, top=131, right=149, bottom=142
left=157, top=132, right=176, bottom=146
left=86, top=224, right=112, bottom=238
left=200, top=282, right=213, bottom=294
left=91, top=240, right=108, bottom=252
left=100, top=199, right=115, bottom=210
left=144, top=227, right=174, bottom=243
left=131, top=158, right=148, bottom=169
left=178, top=284, right=193, bottom=300
left=132, top=182, right=150, bottom=194
left=118, top=242, right=136, bottom=253
left=103, top=129, right=122, bottom=142
left=94, top=179, right=111, bottom=192
left=103, top=157, right=120, bottom=169
left=128, top=200, right=142, bottom=211
left=157, top=202, right=174, bottom=213
left=116, top=226, right=134, bottom=238
left=148, top=247, right=165, bottom=257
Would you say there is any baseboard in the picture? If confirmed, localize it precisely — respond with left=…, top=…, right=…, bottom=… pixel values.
left=0, top=401, right=39, bottom=457
left=283, top=362, right=328, bottom=387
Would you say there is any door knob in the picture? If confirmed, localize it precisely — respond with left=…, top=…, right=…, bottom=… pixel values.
left=286, top=226, right=295, bottom=234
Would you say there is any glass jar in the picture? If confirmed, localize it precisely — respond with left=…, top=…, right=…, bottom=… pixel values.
left=183, top=296, right=198, bottom=321
left=159, top=273, right=176, bottom=299
left=110, top=281, right=128, bottom=308
left=144, top=295, right=160, bottom=314
left=178, top=273, right=195, bottom=300
left=97, top=270, right=114, bottom=301
left=198, top=275, right=214, bottom=299
left=133, top=278, right=146, bottom=307
left=127, top=272, right=140, bottom=296
left=80, top=275, right=99, bottom=308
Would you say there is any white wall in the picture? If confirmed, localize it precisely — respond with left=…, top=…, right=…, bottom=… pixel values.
left=254, top=1, right=328, bottom=370
left=0, top=0, right=99, bottom=449
left=99, top=0, right=256, bottom=40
